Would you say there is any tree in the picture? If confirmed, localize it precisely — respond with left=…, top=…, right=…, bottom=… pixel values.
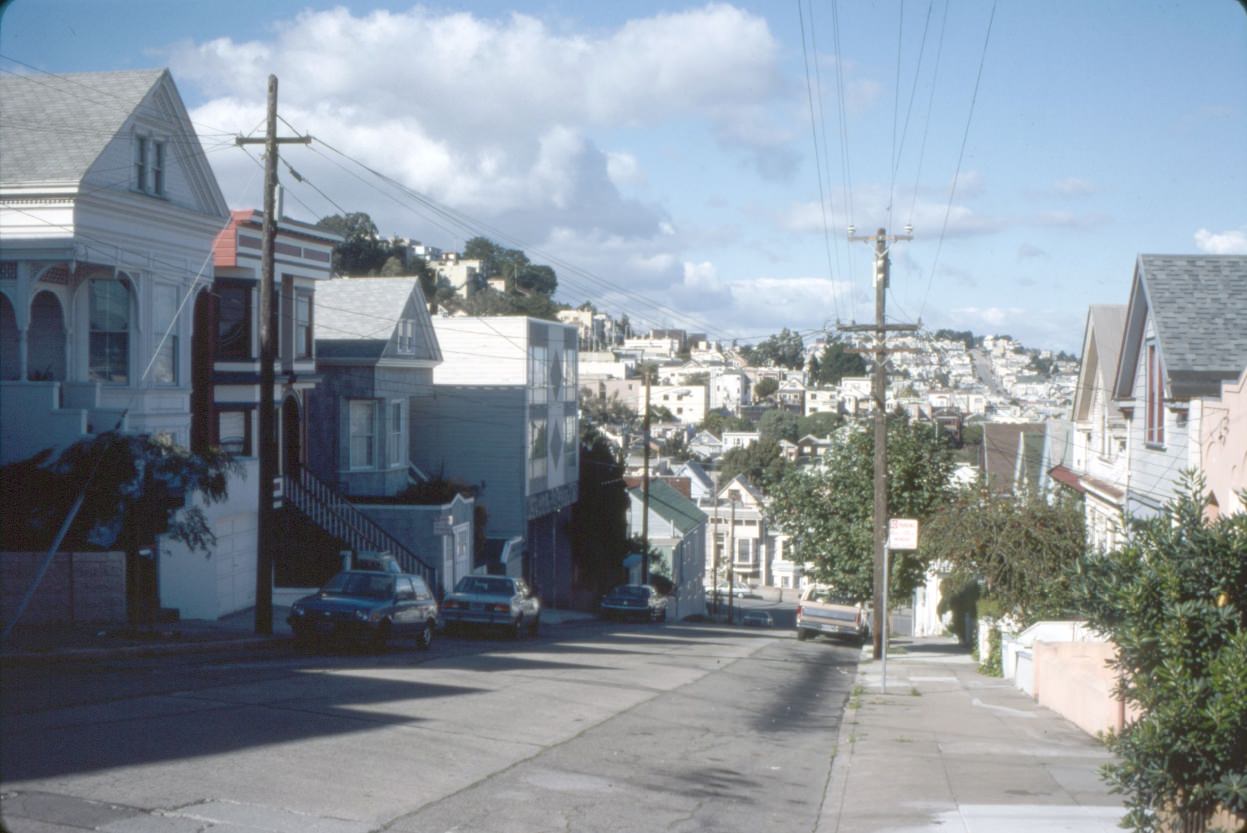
left=754, top=377, right=779, bottom=400
left=1072, top=475, right=1247, bottom=833
left=581, top=389, right=636, bottom=427
left=748, top=328, right=805, bottom=369
left=1, top=432, right=237, bottom=554
left=701, top=411, right=754, bottom=436
left=570, top=426, right=632, bottom=599
left=919, top=486, right=1086, bottom=625
left=757, top=409, right=800, bottom=444
left=717, top=438, right=789, bottom=492
left=515, top=264, right=557, bottom=296
left=316, top=212, right=391, bottom=276
left=767, top=416, right=955, bottom=601
left=798, top=411, right=843, bottom=438
left=808, top=339, right=866, bottom=387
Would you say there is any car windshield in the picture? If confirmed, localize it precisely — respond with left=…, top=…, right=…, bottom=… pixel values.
left=455, top=576, right=514, bottom=596
left=322, top=572, right=395, bottom=599
left=611, top=585, right=648, bottom=598
left=808, top=588, right=856, bottom=605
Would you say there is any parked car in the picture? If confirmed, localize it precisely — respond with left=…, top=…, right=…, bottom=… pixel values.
left=601, top=584, right=668, bottom=622
left=287, top=570, right=438, bottom=651
left=441, top=575, right=540, bottom=638
left=742, top=609, right=773, bottom=627
left=705, top=584, right=749, bottom=599
left=795, top=585, right=870, bottom=645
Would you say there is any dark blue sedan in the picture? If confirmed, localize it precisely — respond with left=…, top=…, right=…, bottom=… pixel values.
left=288, top=570, right=439, bottom=651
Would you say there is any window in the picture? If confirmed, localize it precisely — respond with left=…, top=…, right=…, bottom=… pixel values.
left=152, top=284, right=178, bottom=385
left=397, top=319, right=415, bottom=354
left=218, top=410, right=249, bottom=455
left=1146, top=342, right=1164, bottom=446
left=563, top=351, right=577, bottom=401
left=735, top=538, right=755, bottom=564
left=88, top=278, right=130, bottom=383
left=529, top=417, right=548, bottom=479
left=295, top=293, right=313, bottom=358
left=530, top=346, right=548, bottom=404
left=564, top=414, right=578, bottom=460
left=349, top=400, right=377, bottom=469
left=134, top=136, right=166, bottom=195
left=388, top=400, right=405, bottom=467
left=217, top=284, right=251, bottom=360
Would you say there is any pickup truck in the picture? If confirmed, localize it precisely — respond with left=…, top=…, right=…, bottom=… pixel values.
left=795, top=585, right=871, bottom=645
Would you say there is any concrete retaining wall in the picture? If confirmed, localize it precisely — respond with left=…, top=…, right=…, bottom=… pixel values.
left=1033, top=640, right=1131, bottom=737
left=1, top=551, right=127, bottom=625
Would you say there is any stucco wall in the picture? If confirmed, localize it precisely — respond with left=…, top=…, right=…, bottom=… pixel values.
left=1, top=551, right=126, bottom=625
left=1033, top=640, right=1135, bottom=737
left=1202, top=368, right=1247, bottom=518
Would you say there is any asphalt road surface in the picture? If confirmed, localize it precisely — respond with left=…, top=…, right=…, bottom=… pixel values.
left=2, top=618, right=858, bottom=832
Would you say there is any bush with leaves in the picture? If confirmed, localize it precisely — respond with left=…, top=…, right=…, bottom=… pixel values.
left=920, top=485, right=1086, bottom=626
left=1072, top=475, right=1246, bottom=832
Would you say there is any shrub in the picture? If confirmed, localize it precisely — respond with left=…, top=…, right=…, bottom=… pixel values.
left=1072, top=475, right=1247, bottom=832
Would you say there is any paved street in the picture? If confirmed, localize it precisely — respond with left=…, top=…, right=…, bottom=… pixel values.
left=2, top=620, right=857, bottom=832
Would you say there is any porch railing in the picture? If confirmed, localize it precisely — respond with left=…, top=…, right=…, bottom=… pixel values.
left=283, top=467, right=437, bottom=587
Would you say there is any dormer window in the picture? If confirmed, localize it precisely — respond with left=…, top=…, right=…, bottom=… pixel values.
left=1146, top=341, right=1165, bottom=447
left=135, top=136, right=166, bottom=196
left=397, top=319, right=415, bottom=354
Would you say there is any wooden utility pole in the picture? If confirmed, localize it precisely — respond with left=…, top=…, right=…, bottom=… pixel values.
left=727, top=497, right=736, bottom=624
left=840, top=227, right=916, bottom=659
left=236, top=76, right=309, bottom=635
left=711, top=498, right=720, bottom=617
left=640, top=366, right=652, bottom=583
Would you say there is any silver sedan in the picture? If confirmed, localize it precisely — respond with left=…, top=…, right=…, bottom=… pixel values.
left=441, top=575, right=541, bottom=638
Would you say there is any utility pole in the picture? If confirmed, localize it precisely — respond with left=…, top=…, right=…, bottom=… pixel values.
left=236, top=76, right=310, bottom=635
left=839, top=226, right=916, bottom=660
left=727, top=497, right=736, bottom=625
left=641, top=365, right=651, bottom=583
left=711, top=498, right=720, bottom=618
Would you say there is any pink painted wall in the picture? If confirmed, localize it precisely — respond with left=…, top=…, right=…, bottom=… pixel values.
left=1202, top=368, right=1247, bottom=520
left=1033, top=640, right=1139, bottom=737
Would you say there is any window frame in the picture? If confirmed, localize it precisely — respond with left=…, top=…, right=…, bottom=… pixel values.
left=134, top=134, right=166, bottom=196
left=216, top=282, right=253, bottom=361
left=1145, top=341, right=1165, bottom=447
left=387, top=399, right=405, bottom=468
left=88, top=277, right=131, bottom=384
left=151, top=283, right=179, bottom=386
left=217, top=409, right=251, bottom=456
left=295, top=291, right=313, bottom=359
left=349, top=399, right=379, bottom=470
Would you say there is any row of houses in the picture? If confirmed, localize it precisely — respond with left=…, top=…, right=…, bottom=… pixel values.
left=0, top=69, right=585, bottom=620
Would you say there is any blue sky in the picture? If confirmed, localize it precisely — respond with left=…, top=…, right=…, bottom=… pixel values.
left=3, top=0, right=1245, bottom=351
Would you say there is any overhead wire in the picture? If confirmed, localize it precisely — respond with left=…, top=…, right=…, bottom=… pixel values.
left=919, top=0, right=998, bottom=322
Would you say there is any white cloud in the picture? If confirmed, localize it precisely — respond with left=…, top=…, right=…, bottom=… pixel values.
left=1194, top=226, right=1247, bottom=254
left=605, top=152, right=644, bottom=188
left=1053, top=177, right=1095, bottom=198
left=952, top=306, right=1026, bottom=328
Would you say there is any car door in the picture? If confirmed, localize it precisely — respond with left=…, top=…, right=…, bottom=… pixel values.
left=394, top=577, right=416, bottom=634
left=412, top=577, right=436, bottom=624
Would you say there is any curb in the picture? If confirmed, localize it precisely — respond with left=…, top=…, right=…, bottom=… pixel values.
left=1, top=634, right=289, bottom=668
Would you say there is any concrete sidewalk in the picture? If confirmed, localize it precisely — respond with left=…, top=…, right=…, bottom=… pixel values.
left=820, top=636, right=1125, bottom=833
left=0, top=605, right=599, bottom=665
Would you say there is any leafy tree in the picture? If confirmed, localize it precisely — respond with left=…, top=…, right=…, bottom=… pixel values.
left=748, top=328, right=806, bottom=369
left=1, top=432, right=237, bottom=554
left=516, top=264, right=557, bottom=296
left=808, top=339, right=866, bottom=387
left=767, top=416, right=955, bottom=600
left=718, top=439, right=789, bottom=492
left=919, top=486, right=1086, bottom=625
left=934, top=328, right=977, bottom=350
left=317, top=212, right=392, bottom=276
left=758, top=409, right=800, bottom=444
left=581, top=389, right=636, bottom=427
left=648, top=404, right=676, bottom=423
left=798, top=411, right=843, bottom=438
left=753, top=377, right=779, bottom=400
left=570, top=426, right=632, bottom=599
left=701, top=411, right=754, bottom=436
left=1072, top=476, right=1247, bottom=833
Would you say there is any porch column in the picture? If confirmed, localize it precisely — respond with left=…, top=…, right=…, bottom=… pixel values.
left=17, top=326, right=28, bottom=381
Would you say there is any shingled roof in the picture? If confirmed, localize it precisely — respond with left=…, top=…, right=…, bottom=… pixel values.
left=0, top=69, right=167, bottom=186
left=314, top=277, right=441, bottom=363
left=1115, top=255, right=1247, bottom=399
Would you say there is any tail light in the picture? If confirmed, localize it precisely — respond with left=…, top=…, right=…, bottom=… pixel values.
left=490, top=603, right=511, bottom=613
left=796, top=605, right=803, bottom=620
left=444, top=599, right=464, bottom=610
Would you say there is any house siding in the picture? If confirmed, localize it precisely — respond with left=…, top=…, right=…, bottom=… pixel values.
left=1124, top=318, right=1191, bottom=519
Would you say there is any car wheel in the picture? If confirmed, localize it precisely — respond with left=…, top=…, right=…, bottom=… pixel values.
left=511, top=615, right=524, bottom=640
left=528, top=614, right=540, bottom=637
left=660, top=607, right=668, bottom=623
left=291, top=627, right=314, bottom=652
left=797, top=628, right=812, bottom=641
left=417, top=619, right=434, bottom=651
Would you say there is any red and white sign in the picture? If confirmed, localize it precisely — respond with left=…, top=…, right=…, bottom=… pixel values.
left=888, top=518, right=919, bottom=550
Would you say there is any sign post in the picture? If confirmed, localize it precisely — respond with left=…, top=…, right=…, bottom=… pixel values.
left=882, top=519, right=919, bottom=693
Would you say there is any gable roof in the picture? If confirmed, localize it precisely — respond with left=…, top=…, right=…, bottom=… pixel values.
left=1073, top=304, right=1126, bottom=421
left=674, top=459, right=714, bottom=491
left=1115, top=255, right=1247, bottom=399
left=717, top=474, right=765, bottom=504
left=1, top=69, right=165, bottom=186
left=980, top=422, right=1044, bottom=494
left=631, top=480, right=707, bottom=534
left=314, top=277, right=441, bottom=362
